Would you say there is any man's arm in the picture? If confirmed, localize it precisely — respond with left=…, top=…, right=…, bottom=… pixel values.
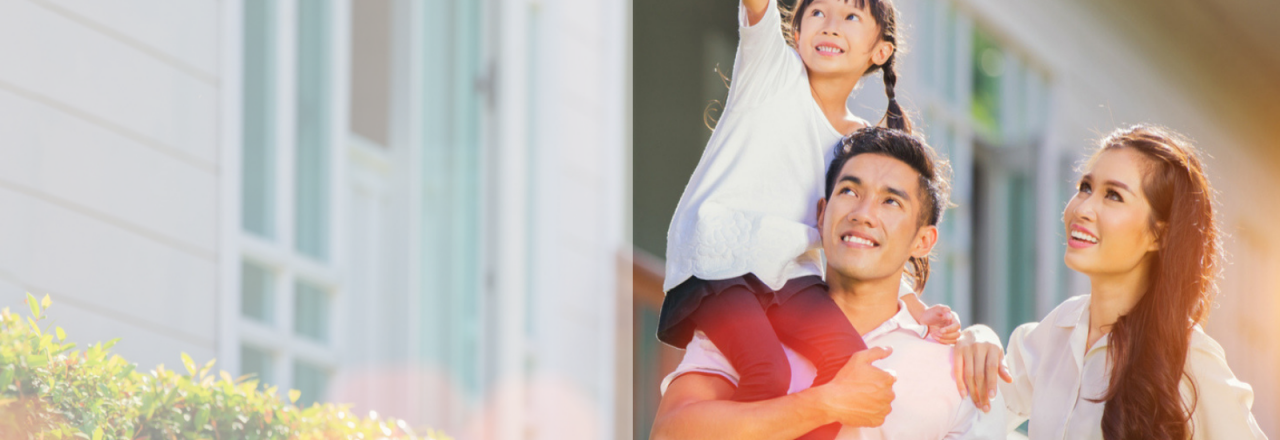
left=651, top=374, right=831, bottom=440
left=650, top=347, right=896, bottom=440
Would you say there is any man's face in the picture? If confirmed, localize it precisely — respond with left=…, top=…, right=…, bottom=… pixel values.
left=818, top=153, right=937, bottom=285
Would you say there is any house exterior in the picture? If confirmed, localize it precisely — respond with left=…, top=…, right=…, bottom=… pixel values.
left=0, top=0, right=630, bottom=439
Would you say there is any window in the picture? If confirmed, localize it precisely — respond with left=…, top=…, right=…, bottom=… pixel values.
left=293, top=280, right=329, bottom=343
left=350, top=0, right=393, bottom=146
left=238, top=0, right=338, bottom=404
left=240, top=261, right=274, bottom=323
left=296, top=0, right=332, bottom=260
left=240, top=345, right=274, bottom=388
left=242, top=0, right=276, bottom=238
left=292, top=360, right=330, bottom=408
left=908, top=0, right=1061, bottom=341
left=417, top=0, right=488, bottom=422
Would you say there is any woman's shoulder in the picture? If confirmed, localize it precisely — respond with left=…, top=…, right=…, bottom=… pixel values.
left=1181, top=325, right=1268, bottom=438
left=1186, top=325, right=1229, bottom=366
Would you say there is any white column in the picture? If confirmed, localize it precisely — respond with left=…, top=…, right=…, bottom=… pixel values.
left=492, top=0, right=531, bottom=438
left=217, top=0, right=245, bottom=376
left=600, top=0, right=631, bottom=437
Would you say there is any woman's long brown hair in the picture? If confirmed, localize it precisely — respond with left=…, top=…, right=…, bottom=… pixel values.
left=1087, top=125, right=1221, bottom=439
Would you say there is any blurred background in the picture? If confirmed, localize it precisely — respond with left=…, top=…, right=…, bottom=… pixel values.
left=635, top=0, right=1280, bottom=438
left=0, top=0, right=631, bottom=439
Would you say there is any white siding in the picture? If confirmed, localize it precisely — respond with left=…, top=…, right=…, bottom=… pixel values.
left=0, top=0, right=220, bottom=372
left=0, top=0, right=219, bottom=167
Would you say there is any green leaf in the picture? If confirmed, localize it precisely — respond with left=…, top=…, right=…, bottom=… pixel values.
left=92, top=426, right=102, bottom=440
left=196, top=407, right=210, bottom=428
left=56, top=326, right=65, bottom=341
left=200, top=358, right=216, bottom=378
left=26, top=353, right=48, bottom=367
left=117, top=363, right=135, bottom=379
left=181, top=352, right=196, bottom=375
left=289, top=389, right=301, bottom=404
left=27, top=317, right=41, bottom=336
left=26, top=292, right=39, bottom=319
left=41, top=294, right=51, bottom=310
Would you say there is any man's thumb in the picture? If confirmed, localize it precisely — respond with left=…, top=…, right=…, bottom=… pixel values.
left=858, top=346, right=893, bottom=363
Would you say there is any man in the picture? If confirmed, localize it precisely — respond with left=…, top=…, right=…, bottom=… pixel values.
left=650, top=128, right=1004, bottom=439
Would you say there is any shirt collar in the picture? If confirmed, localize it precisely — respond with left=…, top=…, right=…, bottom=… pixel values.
left=1054, top=295, right=1113, bottom=367
left=862, top=300, right=930, bottom=341
left=1055, top=294, right=1091, bottom=328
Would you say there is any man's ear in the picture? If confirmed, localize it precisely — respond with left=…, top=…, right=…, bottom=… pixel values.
left=816, top=198, right=828, bottom=240
left=911, top=224, right=938, bottom=258
left=872, top=40, right=895, bottom=66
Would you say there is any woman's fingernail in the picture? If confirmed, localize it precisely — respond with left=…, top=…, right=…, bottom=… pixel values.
left=989, top=389, right=996, bottom=399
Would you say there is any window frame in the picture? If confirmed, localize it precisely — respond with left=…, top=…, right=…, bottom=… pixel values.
left=219, top=0, right=345, bottom=405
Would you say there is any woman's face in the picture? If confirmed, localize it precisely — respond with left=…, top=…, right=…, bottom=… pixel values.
left=1063, top=148, right=1162, bottom=278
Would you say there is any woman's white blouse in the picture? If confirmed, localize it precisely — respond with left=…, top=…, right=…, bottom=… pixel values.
left=1000, top=295, right=1267, bottom=439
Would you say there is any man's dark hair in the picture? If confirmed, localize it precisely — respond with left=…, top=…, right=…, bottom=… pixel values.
left=823, top=127, right=952, bottom=291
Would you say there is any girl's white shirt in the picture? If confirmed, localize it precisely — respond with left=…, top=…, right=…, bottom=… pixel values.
left=1000, top=294, right=1268, bottom=439
left=664, top=0, right=844, bottom=292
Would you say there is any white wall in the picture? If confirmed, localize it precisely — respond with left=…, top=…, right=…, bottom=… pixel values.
left=0, top=0, right=221, bottom=371
left=523, top=0, right=631, bottom=439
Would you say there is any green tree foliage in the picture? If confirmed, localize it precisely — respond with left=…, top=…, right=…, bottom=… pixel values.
left=0, top=293, right=449, bottom=440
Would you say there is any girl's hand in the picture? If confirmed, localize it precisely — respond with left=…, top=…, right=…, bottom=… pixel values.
left=919, top=305, right=961, bottom=345
left=952, top=325, right=1012, bottom=413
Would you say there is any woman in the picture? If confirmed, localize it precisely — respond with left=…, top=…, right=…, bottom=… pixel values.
left=954, top=125, right=1266, bottom=439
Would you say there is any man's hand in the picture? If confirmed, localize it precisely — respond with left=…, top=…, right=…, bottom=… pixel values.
left=952, top=325, right=1011, bottom=412
left=818, top=346, right=897, bottom=427
left=920, top=305, right=961, bottom=345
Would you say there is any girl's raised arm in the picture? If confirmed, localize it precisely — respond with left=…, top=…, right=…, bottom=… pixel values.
left=742, top=0, right=768, bottom=26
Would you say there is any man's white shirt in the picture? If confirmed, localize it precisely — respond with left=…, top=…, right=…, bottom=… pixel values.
left=662, top=301, right=1005, bottom=439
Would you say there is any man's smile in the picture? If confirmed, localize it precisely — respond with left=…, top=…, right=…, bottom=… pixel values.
left=840, top=230, right=880, bottom=248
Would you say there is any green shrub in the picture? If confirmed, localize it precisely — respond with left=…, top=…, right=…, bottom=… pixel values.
left=0, top=293, right=449, bottom=440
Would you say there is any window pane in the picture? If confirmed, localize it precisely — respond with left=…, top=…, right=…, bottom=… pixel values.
left=941, top=3, right=958, bottom=104
left=918, top=0, right=937, bottom=94
left=1007, top=172, right=1036, bottom=328
left=293, top=280, right=329, bottom=342
left=296, top=0, right=330, bottom=260
left=350, top=0, right=393, bottom=145
left=240, top=344, right=273, bottom=390
left=1057, top=156, right=1077, bottom=304
left=971, top=28, right=1004, bottom=139
left=421, top=0, right=486, bottom=398
left=292, top=361, right=329, bottom=408
left=242, top=0, right=276, bottom=238
left=241, top=261, right=274, bottom=324
left=634, top=306, right=661, bottom=440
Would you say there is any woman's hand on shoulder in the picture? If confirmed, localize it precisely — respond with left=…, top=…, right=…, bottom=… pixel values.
left=952, top=325, right=1011, bottom=413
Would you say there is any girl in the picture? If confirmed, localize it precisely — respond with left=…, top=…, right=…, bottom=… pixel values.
left=658, top=0, right=957, bottom=438
left=954, top=125, right=1266, bottom=439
